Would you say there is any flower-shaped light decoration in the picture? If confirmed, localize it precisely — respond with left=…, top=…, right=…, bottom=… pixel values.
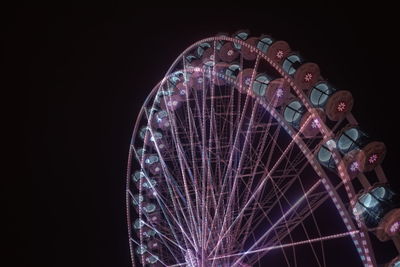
left=368, top=154, right=378, bottom=164
left=311, top=118, right=321, bottom=129
left=304, top=73, right=313, bottom=82
left=276, top=88, right=284, bottom=98
left=337, top=102, right=347, bottom=112
left=350, top=161, right=360, bottom=172
left=390, top=221, right=400, bottom=234
left=276, top=50, right=284, bottom=59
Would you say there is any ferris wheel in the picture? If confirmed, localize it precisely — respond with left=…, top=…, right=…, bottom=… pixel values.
left=126, top=30, right=400, bottom=267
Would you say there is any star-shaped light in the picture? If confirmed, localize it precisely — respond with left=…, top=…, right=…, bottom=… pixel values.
left=276, top=50, right=284, bottom=59
left=276, top=88, right=284, bottom=98
left=311, top=118, right=321, bottom=129
left=304, top=73, right=313, bottom=82
left=337, top=102, right=346, bottom=112
left=368, top=154, right=378, bottom=164
left=350, top=161, right=359, bottom=172
left=390, top=221, right=400, bottom=234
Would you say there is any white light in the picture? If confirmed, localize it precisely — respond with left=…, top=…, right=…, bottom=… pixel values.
left=311, top=119, right=321, bottom=129
left=276, top=88, right=284, bottom=98
left=350, top=161, right=359, bottom=172
left=326, top=139, right=337, bottom=150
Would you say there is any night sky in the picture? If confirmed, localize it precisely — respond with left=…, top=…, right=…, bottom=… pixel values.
left=11, top=4, right=400, bottom=267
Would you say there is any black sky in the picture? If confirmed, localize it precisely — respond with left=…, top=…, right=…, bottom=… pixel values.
left=8, top=4, right=400, bottom=267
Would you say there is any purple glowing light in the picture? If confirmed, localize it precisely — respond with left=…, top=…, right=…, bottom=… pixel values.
left=390, top=221, right=400, bottom=234
left=311, top=118, right=321, bottom=129
left=276, top=88, right=284, bottom=98
left=350, top=162, right=359, bottom=172
left=368, top=154, right=378, bottom=164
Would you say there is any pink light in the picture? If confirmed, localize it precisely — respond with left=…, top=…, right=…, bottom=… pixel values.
left=311, top=118, right=320, bottom=129
left=276, top=88, right=284, bottom=98
left=350, top=161, right=359, bottom=172
left=368, top=154, right=378, bottom=164
left=276, top=50, right=284, bottom=59
left=230, top=180, right=323, bottom=266
left=210, top=230, right=360, bottom=260
left=304, top=73, right=313, bottom=82
left=390, top=221, right=400, bottom=234
left=337, top=102, right=346, bottom=112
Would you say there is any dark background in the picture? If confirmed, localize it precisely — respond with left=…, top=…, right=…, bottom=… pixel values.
left=7, top=4, right=400, bottom=267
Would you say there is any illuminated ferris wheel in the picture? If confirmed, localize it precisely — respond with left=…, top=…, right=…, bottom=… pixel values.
left=126, top=30, right=400, bottom=267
